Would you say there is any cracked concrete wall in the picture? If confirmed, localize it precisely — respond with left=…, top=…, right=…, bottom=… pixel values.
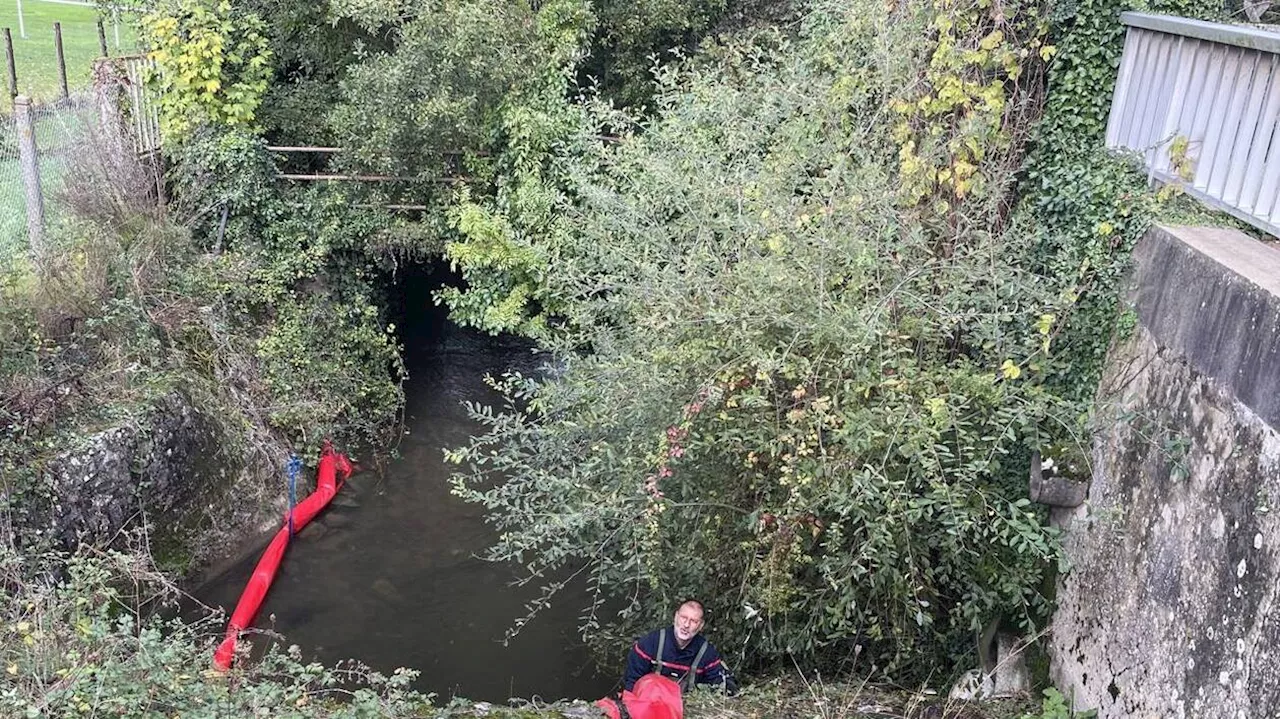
left=1051, top=225, right=1280, bottom=718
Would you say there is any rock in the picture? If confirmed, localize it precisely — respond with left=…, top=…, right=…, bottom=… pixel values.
left=37, top=393, right=223, bottom=550
left=1029, top=452, right=1088, bottom=508
left=990, top=633, right=1031, bottom=697
left=947, top=668, right=994, bottom=702
left=371, top=577, right=406, bottom=604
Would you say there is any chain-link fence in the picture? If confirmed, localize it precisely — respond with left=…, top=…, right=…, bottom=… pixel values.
left=0, top=91, right=99, bottom=260
left=0, top=108, right=24, bottom=259
left=1, top=57, right=160, bottom=264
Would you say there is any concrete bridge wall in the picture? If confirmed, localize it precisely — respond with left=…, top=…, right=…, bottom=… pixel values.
left=1051, top=225, right=1280, bottom=718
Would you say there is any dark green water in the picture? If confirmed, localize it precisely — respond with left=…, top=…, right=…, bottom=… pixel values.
left=195, top=275, right=615, bottom=702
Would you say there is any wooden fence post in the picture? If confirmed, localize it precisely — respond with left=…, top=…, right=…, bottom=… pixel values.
left=4, top=29, right=17, bottom=100
left=14, top=95, right=45, bottom=262
left=97, top=19, right=108, bottom=57
left=55, top=22, right=68, bottom=101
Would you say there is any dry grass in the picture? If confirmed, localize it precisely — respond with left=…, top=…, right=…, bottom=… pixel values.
left=435, top=673, right=1036, bottom=719
left=683, top=674, right=1034, bottom=719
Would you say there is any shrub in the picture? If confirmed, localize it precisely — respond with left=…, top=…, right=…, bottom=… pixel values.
left=141, top=0, right=273, bottom=143
left=446, top=0, right=1071, bottom=680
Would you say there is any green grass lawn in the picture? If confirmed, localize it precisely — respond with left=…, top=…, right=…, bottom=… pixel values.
left=0, top=0, right=140, bottom=109
left=0, top=150, right=28, bottom=259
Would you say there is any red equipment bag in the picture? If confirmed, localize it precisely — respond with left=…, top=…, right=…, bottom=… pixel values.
left=594, top=674, right=684, bottom=719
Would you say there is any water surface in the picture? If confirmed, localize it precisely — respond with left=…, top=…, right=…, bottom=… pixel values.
left=196, top=282, right=615, bottom=702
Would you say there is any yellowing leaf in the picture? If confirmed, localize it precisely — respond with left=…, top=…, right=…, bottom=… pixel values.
left=1036, top=313, right=1056, bottom=336
left=1001, top=360, right=1021, bottom=380
left=979, top=30, right=1004, bottom=51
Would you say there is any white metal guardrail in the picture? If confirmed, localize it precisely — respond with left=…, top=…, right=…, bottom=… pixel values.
left=1106, top=12, right=1280, bottom=237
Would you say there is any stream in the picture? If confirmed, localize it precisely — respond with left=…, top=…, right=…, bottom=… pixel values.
left=194, top=272, right=615, bottom=702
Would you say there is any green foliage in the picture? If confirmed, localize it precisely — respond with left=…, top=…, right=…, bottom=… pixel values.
left=584, top=0, right=730, bottom=107
left=168, top=130, right=406, bottom=451
left=889, top=0, right=1052, bottom=222
left=141, top=0, right=272, bottom=143
left=248, top=266, right=404, bottom=451
left=0, top=550, right=1036, bottom=718
left=1018, top=0, right=1225, bottom=408
left=0, top=213, right=202, bottom=552
left=327, top=0, right=593, bottom=176
left=433, top=70, right=624, bottom=338
left=1, top=122, right=404, bottom=560
left=1020, top=688, right=1096, bottom=719
left=322, top=0, right=609, bottom=337
left=327, top=0, right=416, bottom=31
left=237, top=0, right=383, bottom=146
left=446, top=0, right=1073, bottom=681
left=437, top=194, right=552, bottom=337
left=689, top=675, right=1034, bottom=718
left=295, top=0, right=761, bottom=335
left=0, top=549, right=435, bottom=718
left=168, top=126, right=282, bottom=248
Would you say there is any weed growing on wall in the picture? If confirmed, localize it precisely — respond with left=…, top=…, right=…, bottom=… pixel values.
left=1, top=130, right=404, bottom=558
left=1018, top=0, right=1225, bottom=409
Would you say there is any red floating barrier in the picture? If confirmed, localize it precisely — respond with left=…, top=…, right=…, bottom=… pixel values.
left=212, top=440, right=353, bottom=671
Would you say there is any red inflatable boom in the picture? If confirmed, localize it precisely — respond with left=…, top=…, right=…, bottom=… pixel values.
left=213, top=441, right=353, bottom=671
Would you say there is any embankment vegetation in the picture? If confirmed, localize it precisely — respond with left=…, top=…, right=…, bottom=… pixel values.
left=0, top=0, right=1225, bottom=714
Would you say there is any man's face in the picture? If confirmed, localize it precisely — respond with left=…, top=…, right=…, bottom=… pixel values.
left=673, top=603, right=705, bottom=644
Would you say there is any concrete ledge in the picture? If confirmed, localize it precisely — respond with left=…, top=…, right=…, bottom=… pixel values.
left=1133, top=225, right=1280, bottom=431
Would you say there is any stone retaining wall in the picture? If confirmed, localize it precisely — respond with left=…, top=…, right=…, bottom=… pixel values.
left=1051, top=225, right=1280, bottom=718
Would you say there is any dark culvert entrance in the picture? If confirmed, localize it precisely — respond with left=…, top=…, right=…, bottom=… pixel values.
left=194, top=260, right=613, bottom=701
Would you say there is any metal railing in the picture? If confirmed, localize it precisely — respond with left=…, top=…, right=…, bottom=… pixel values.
left=1106, top=12, right=1280, bottom=237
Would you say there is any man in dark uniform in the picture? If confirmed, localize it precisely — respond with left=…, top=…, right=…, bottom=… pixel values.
left=623, top=599, right=737, bottom=694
